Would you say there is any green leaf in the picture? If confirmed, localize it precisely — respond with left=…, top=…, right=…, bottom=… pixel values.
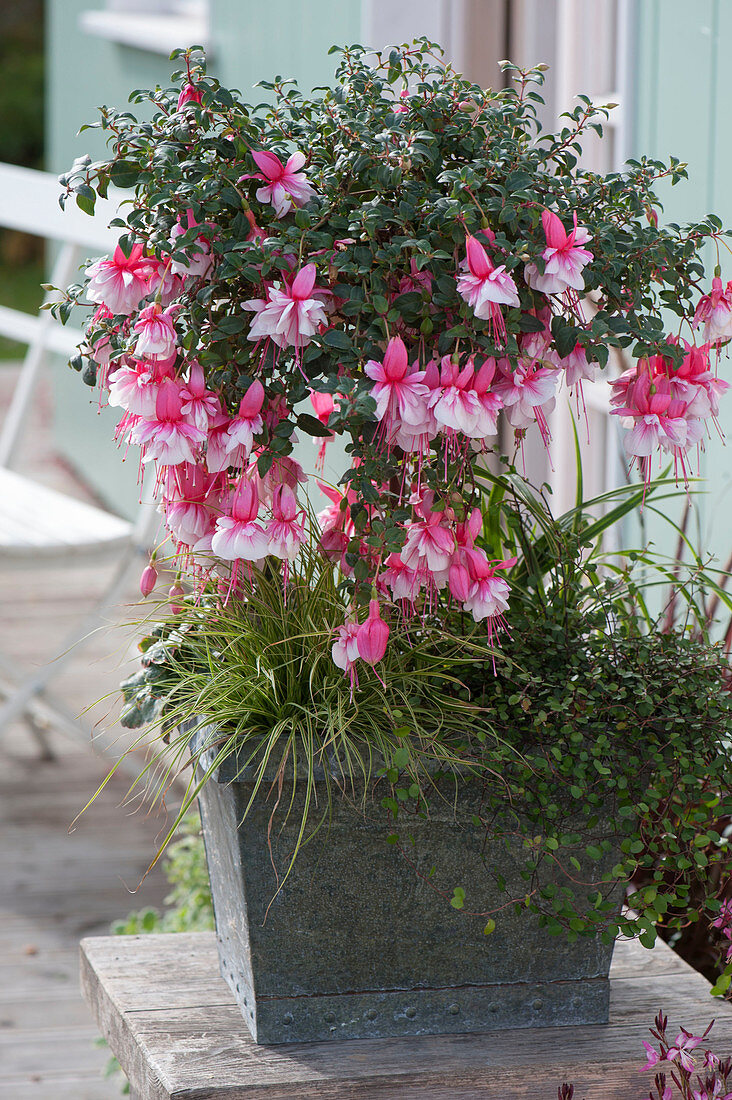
left=321, top=328, right=352, bottom=350
left=257, top=452, right=274, bottom=478
left=296, top=412, right=332, bottom=438
left=110, top=160, right=141, bottom=188
left=711, top=970, right=732, bottom=997
left=450, top=887, right=466, bottom=910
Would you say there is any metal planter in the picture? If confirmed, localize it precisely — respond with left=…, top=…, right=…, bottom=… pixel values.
left=192, top=724, right=620, bottom=1045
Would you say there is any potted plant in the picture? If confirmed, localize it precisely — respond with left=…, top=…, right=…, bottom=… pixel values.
left=58, top=41, right=732, bottom=1044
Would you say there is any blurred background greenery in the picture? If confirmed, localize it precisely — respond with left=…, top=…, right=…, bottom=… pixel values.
left=0, top=0, right=45, bottom=359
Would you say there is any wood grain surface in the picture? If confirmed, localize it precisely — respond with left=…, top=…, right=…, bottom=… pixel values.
left=0, top=365, right=170, bottom=1098
left=81, top=931, right=732, bottom=1099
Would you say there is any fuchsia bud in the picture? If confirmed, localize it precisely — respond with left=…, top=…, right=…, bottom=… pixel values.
left=244, top=209, right=265, bottom=242
left=448, top=562, right=471, bottom=602
left=356, top=600, right=390, bottom=665
left=177, top=83, right=202, bottom=111
left=139, top=563, right=158, bottom=597
left=168, top=583, right=184, bottom=614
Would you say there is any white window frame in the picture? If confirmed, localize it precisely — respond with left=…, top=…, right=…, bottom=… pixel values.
left=79, top=0, right=210, bottom=56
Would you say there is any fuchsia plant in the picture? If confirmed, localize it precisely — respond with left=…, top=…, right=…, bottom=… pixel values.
left=56, top=42, right=732, bottom=687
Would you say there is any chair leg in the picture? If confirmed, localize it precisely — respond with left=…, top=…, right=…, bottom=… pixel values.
left=25, top=711, right=56, bottom=761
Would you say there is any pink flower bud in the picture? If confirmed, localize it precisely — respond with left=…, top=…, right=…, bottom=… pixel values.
left=356, top=600, right=389, bottom=665
left=177, top=83, right=202, bottom=111
left=448, top=562, right=471, bottom=602
left=139, top=563, right=158, bottom=597
left=169, top=583, right=184, bottom=614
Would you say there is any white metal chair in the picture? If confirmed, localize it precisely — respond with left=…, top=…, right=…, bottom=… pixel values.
left=0, top=163, right=157, bottom=755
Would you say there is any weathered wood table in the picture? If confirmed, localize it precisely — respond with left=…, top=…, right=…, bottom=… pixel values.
left=81, top=932, right=732, bottom=1099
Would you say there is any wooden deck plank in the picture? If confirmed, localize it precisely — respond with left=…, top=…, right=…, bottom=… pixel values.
left=0, top=743, right=170, bottom=1096
left=81, top=931, right=732, bottom=1100
left=0, top=363, right=173, bottom=1096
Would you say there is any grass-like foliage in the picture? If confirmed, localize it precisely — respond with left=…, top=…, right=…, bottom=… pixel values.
left=109, top=473, right=732, bottom=946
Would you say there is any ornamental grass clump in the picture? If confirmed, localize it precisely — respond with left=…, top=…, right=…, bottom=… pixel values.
left=59, top=41, right=732, bottom=940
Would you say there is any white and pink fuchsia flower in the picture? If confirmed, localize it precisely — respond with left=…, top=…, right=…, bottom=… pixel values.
left=241, top=149, right=316, bottom=219
left=133, top=302, right=179, bottom=360
left=129, top=378, right=207, bottom=467
left=456, top=234, right=520, bottom=344
left=85, top=243, right=150, bottom=316
left=211, top=476, right=269, bottom=562
left=693, top=275, right=732, bottom=344
left=169, top=209, right=214, bottom=279
left=524, top=209, right=593, bottom=295
left=244, top=263, right=328, bottom=350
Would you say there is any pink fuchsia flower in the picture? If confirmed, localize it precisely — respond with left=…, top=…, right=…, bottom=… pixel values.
left=244, top=263, right=328, bottom=350
left=493, top=356, right=558, bottom=432
left=401, top=510, right=455, bottom=575
left=561, top=342, right=597, bottom=387
left=365, top=336, right=430, bottom=439
left=428, top=355, right=501, bottom=439
left=356, top=600, right=390, bottom=665
left=693, top=276, right=732, bottom=343
left=147, top=260, right=184, bottom=307
left=211, top=476, right=269, bottom=561
left=244, top=208, right=266, bottom=243
left=456, top=235, right=520, bottom=345
left=667, top=1029, right=703, bottom=1072
left=524, top=209, right=593, bottom=294
left=130, top=378, right=207, bottom=466
left=161, top=462, right=221, bottom=548
left=222, top=379, right=266, bottom=463
left=86, top=243, right=150, bottom=316
left=179, top=361, right=221, bottom=431
left=448, top=560, right=471, bottom=602
left=133, top=302, right=178, bottom=359
left=397, top=256, right=434, bottom=298
left=382, top=552, right=425, bottom=602
left=317, top=482, right=354, bottom=564
left=139, top=562, right=158, bottom=597
left=86, top=304, right=116, bottom=370
left=169, top=209, right=213, bottom=279
left=168, top=583, right=185, bottom=614
left=257, top=454, right=307, bottom=507
left=449, top=506, right=484, bottom=600
left=265, top=484, right=306, bottom=560
left=205, top=411, right=235, bottom=474
left=177, top=82, right=202, bottom=111
left=107, top=359, right=159, bottom=417
left=309, top=389, right=336, bottom=468
left=332, top=620, right=360, bottom=673
left=660, top=340, right=729, bottom=420
left=310, top=389, right=335, bottom=427
left=242, top=149, right=316, bottom=218
left=610, top=372, right=690, bottom=459
left=461, top=550, right=515, bottom=623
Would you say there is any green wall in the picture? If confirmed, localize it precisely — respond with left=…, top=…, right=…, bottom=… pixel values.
left=45, top=0, right=362, bottom=516
left=633, top=0, right=732, bottom=581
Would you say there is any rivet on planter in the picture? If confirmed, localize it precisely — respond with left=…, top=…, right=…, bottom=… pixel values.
left=447, top=1003, right=460, bottom=1016
left=282, top=1013, right=294, bottom=1026
left=488, top=1003, right=499, bottom=1013
left=532, top=998, right=543, bottom=1011
left=366, top=1008, right=378, bottom=1021
left=325, top=1011, right=336, bottom=1023
left=405, top=1006, right=417, bottom=1019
